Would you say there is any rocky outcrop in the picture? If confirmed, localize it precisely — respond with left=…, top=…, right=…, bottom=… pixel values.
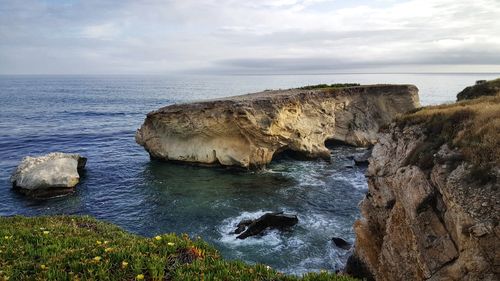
left=234, top=212, right=298, bottom=239
left=456, top=78, right=500, bottom=101
left=11, top=152, right=87, bottom=197
left=346, top=94, right=499, bottom=280
left=136, top=85, right=419, bottom=168
left=332, top=237, right=352, bottom=250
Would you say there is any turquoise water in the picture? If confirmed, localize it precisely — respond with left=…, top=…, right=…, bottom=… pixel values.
left=0, top=73, right=498, bottom=274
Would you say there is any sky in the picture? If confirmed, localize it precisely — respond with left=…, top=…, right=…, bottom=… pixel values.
left=0, top=0, right=500, bottom=74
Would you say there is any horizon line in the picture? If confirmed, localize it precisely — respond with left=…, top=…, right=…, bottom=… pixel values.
left=1, top=72, right=500, bottom=76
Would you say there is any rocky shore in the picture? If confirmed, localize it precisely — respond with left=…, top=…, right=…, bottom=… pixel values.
left=136, top=84, right=419, bottom=168
left=346, top=80, right=500, bottom=281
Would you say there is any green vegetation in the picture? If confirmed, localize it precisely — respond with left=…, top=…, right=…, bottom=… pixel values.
left=0, top=216, right=356, bottom=281
left=298, top=83, right=360, bottom=90
left=396, top=94, right=499, bottom=182
left=456, top=78, right=500, bottom=101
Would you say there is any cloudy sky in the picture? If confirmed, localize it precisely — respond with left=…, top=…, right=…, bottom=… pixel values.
left=1, top=0, right=500, bottom=74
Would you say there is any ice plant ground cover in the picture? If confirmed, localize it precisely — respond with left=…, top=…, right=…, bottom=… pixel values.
left=0, top=216, right=356, bottom=281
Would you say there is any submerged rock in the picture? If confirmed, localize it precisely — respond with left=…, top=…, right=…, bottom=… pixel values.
left=235, top=212, right=298, bottom=239
left=332, top=237, right=352, bottom=250
left=136, top=84, right=419, bottom=168
left=11, top=152, right=87, bottom=198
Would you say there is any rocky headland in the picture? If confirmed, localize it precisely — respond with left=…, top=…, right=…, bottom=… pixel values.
left=346, top=79, right=500, bottom=280
left=457, top=78, right=500, bottom=101
left=136, top=84, right=419, bottom=168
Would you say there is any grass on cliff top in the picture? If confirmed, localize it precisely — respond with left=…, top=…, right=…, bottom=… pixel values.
left=0, top=216, right=356, bottom=281
left=395, top=94, right=499, bottom=181
left=298, top=83, right=360, bottom=90
left=456, top=78, right=500, bottom=101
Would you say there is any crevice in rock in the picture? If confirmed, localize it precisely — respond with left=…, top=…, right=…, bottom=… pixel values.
left=424, top=256, right=459, bottom=281
left=324, top=138, right=354, bottom=149
left=271, top=147, right=311, bottom=162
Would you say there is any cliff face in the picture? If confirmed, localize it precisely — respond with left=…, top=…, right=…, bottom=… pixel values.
left=347, top=94, right=500, bottom=281
left=136, top=85, right=419, bottom=168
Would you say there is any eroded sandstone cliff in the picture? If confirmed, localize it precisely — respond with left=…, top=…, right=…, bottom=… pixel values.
left=136, top=85, right=419, bottom=168
left=346, top=94, right=500, bottom=281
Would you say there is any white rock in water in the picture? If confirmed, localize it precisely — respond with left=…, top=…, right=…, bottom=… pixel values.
left=11, top=152, right=86, bottom=192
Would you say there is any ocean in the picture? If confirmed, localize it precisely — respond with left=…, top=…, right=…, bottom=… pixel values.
left=0, top=73, right=498, bottom=274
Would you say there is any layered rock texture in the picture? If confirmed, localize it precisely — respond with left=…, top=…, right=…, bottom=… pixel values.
left=346, top=92, right=500, bottom=280
left=136, top=85, right=419, bottom=168
left=11, top=152, right=87, bottom=197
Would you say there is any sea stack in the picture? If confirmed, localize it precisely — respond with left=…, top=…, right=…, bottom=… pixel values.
left=136, top=84, right=420, bottom=168
left=11, top=152, right=87, bottom=198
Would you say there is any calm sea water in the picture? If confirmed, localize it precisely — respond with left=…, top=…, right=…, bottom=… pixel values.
left=0, top=73, right=498, bottom=274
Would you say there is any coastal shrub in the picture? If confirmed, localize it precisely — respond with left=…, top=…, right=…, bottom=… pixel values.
left=396, top=94, right=499, bottom=182
left=298, top=83, right=360, bottom=90
left=456, top=78, right=500, bottom=101
left=0, top=216, right=357, bottom=281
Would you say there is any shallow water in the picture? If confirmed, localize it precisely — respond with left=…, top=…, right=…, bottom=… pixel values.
left=0, top=73, right=498, bottom=274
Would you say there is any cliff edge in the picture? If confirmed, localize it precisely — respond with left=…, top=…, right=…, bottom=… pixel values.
left=136, top=85, right=419, bottom=168
left=457, top=78, right=500, bottom=101
left=346, top=91, right=499, bottom=280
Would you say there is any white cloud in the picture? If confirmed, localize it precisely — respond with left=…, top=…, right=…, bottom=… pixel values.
left=0, top=0, right=499, bottom=74
left=81, top=23, right=119, bottom=39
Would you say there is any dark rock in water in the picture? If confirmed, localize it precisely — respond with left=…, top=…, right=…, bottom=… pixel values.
left=353, top=149, right=372, bottom=166
left=332, top=237, right=351, bottom=250
left=237, top=219, right=253, bottom=227
left=234, top=225, right=246, bottom=234
left=235, top=212, right=298, bottom=239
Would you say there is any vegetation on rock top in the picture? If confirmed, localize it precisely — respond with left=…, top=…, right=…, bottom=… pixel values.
left=0, top=215, right=356, bottom=281
left=298, top=83, right=360, bottom=90
left=456, top=78, right=500, bottom=101
left=395, top=93, right=499, bottom=182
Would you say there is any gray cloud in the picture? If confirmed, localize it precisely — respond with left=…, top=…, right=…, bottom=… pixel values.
left=0, top=0, right=499, bottom=74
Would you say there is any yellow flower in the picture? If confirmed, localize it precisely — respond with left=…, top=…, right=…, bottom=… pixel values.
left=42, top=231, right=50, bottom=235
left=121, top=261, right=128, bottom=268
left=96, top=240, right=102, bottom=245
left=167, top=242, right=175, bottom=246
left=103, top=240, right=109, bottom=244
left=40, top=264, right=47, bottom=270
left=3, top=235, right=12, bottom=240
left=93, top=256, right=102, bottom=262
left=104, top=247, right=113, bottom=252
left=154, top=235, right=162, bottom=241
left=136, top=274, right=145, bottom=280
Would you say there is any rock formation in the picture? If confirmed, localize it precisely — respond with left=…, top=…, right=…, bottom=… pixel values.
left=136, top=85, right=419, bottom=168
left=346, top=92, right=499, bottom=280
left=234, top=212, right=298, bottom=239
left=332, top=237, right=352, bottom=250
left=11, top=152, right=87, bottom=198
